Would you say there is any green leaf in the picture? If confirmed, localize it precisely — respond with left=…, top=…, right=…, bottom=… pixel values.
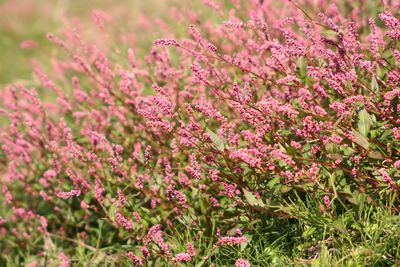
left=331, top=218, right=346, bottom=233
left=352, top=129, right=369, bottom=150
left=368, top=151, right=383, bottom=159
left=240, top=234, right=252, bottom=252
left=358, top=109, right=372, bottom=137
left=108, top=205, right=117, bottom=221
left=90, top=252, right=107, bottom=265
left=325, top=143, right=337, bottom=154
left=296, top=57, right=307, bottom=78
left=322, top=29, right=338, bottom=36
left=302, top=226, right=316, bottom=238
left=346, top=196, right=358, bottom=205
left=334, top=114, right=345, bottom=128
left=329, top=173, right=338, bottom=198
left=198, top=195, right=206, bottom=215
left=207, top=129, right=225, bottom=151
left=281, top=185, right=292, bottom=193
left=380, top=129, right=392, bottom=140
left=243, top=189, right=265, bottom=207
left=153, top=257, right=162, bottom=267
left=357, top=193, right=366, bottom=215
left=343, top=185, right=352, bottom=194
left=267, top=177, right=280, bottom=189
left=278, top=143, right=287, bottom=152
left=371, top=75, right=379, bottom=92
left=196, top=260, right=206, bottom=267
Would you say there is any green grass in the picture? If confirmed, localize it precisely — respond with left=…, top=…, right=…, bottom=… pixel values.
left=1, top=190, right=399, bottom=266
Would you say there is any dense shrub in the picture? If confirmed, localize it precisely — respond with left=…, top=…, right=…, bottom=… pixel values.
left=1, top=0, right=400, bottom=265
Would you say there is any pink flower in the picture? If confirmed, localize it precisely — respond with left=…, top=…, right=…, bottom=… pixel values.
left=393, top=128, right=400, bottom=140
left=378, top=168, right=395, bottom=187
left=379, top=12, right=400, bottom=39
left=126, top=252, right=143, bottom=266
left=186, top=242, right=195, bottom=257
left=222, top=20, right=244, bottom=28
left=154, top=38, right=179, bottom=46
left=235, top=258, right=251, bottom=267
left=117, top=189, right=126, bottom=207
left=141, top=246, right=150, bottom=257
left=94, top=180, right=105, bottom=203
left=189, top=25, right=203, bottom=45
left=20, top=40, right=38, bottom=49
left=47, top=33, right=67, bottom=49
left=91, top=9, right=111, bottom=32
left=190, top=62, right=208, bottom=86
left=215, top=236, right=247, bottom=247
left=323, top=196, right=330, bottom=207
left=2, top=186, right=13, bottom=204
left=173, top=253, right=192, bottom=264
left=59, top=252, right=69, bottom=267
left=115, top=212, right=133, bottom=230
left=132, top=211, right=141, bottom=223
left=56, top=189, right=81, bottom=199
left=230, top=149, right=261, bottom=168
left=203, top=0, right=220, bottom=12
left=80, top=200, right=90, bottom=209
left=144, top=225, right=170, bottom=256
left=394, top=160, right=400, bottom=168
left=26, top=262, right=37, bottom=267
left=172, top=242, right=195, bottom=264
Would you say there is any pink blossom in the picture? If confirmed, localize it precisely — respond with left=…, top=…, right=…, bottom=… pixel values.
left=117, top=189, right=126, bottom=207
left=94, top=180, right=105, bottom=203
left=215, top=236, right=247, bottom=246
left=91, top=9, right=111, bottom=32
left=190, top=62, right=208, bottom=86
left=154, top=38, right=179, bottom=46
left=235, top=258, right=251, bottom=267
left=230, top=149, right=261, bottom=167
left=132, top=211, right=141, bottom=223
left=202, top=0, right=220, bottom=11
left=172, top=242, right=195, bottom=264
left=141, top=246, right=150, bottom=257
left=394, top=160, right=400, bottom=168
left=20, top=40, right=38, bottom=49
left=222, top=21, right=244, bottom=28
left=126, top=252, right=143, bottom=266
left=56, top=189, right=81, bottom=199
left=186, top=242, right=195, bottom=257
left=26, top=262, right=37, bottom=267
left=59, top=252, right=69, bottom=267
left=80, top=200, right=90, bottom=209
left=2, top=186, right=13, bottom=204
left=47, top=33, right=67, bottom=49
left=379, top=12, right=400, bottom=39
left=378, top=168, right=395, bottom=187
left=173, top=252, right=192, bottom=264
left=115, top=212, right=133, bottom=230
left=144, top=225, right=170, bottom=256
left=323, top=195, right=330, bottom=207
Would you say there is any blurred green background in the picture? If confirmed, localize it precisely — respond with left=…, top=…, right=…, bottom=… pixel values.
left=0, top=0, right=189, bottom=85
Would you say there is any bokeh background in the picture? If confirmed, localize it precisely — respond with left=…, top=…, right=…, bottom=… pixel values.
left=0, top=0, right=199, bottom=85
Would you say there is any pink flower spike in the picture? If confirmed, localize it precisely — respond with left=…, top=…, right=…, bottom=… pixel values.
left=235, top=258, right=251, bottom=267
left=126, top=252, right=143, bottom=266
left=154, top=38, right=179, bottom=46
